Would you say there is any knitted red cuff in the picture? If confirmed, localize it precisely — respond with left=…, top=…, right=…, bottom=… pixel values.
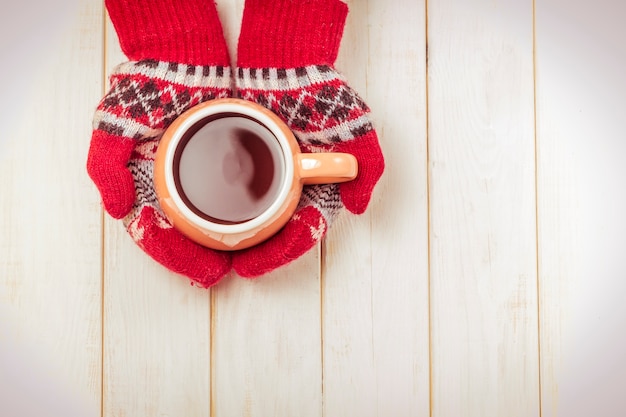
left=105, top=0, right=230, bottom=66
left=237, top=0, right=348, bottom=68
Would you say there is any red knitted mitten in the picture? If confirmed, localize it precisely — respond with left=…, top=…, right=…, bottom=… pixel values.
left=233, top=0, right=385, bottom=277
left=87, top=0, right=232, bottom=287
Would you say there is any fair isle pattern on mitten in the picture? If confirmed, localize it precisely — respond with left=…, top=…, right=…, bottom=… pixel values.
left=123, top=139, right=162, bottom=237
left=299, top=183, right=343, bottom=229
left=293, top=183, right=343, bottom=243
left=236, top=65, right=373, bottom=147
left=94, top=60, right=230, bottom=141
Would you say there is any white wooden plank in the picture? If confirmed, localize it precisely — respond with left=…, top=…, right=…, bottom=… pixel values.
left=211, top=2, right=323, bottom=416
left=535, top=0, right=626, bottom=415
left=0, top=0, right=103, bottom=415
left=212, top=258, right=323, bottom=417
left=323, top=0, right=429, bottom=416
left=322, top=0, right=430, bottom=416
left=321, top=2, right=377, bottom=413
left=427, top=0, right=539, bottom=415
left=364, top=0, right=430, bottom=413
left=102, top=18, right=212, bottom=417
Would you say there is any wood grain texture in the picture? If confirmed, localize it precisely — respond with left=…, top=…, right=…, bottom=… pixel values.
left=212, top=259, right=323, bottom=417
left=536, top=0, right=626, bottom=415
left=102, top=22, right=212, bottom=417
left=211, top=3, right=323, bottom=416
left=427, top=0, right=539, bottom=415
left=0, top=0, right=103, bottom=415
left=321, top=1, right=377, bottom=414
left=322, top=0, right=430, bottom=416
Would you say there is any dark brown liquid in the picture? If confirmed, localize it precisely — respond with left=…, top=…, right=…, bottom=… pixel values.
left=174, top=115, right=285, bottom=224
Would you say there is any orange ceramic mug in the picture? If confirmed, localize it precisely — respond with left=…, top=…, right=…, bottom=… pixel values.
left=154, top=98, right=357, bottom=251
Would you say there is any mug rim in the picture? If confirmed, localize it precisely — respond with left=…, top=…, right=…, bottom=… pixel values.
left=162, top=100, right=296, bottom=235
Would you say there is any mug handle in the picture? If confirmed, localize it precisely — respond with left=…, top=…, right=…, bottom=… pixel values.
left=296, top=153, right=358, bottom=185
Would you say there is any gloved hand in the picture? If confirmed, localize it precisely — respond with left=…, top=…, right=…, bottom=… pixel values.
left=86, top=0, right=232, bottom=287
left=232, top=0, right=385, bottom=277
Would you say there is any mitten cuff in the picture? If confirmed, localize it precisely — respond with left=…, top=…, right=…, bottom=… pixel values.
left=105, top=0, right=230, bottom=66
left=237, top=0, right=348, bottom=68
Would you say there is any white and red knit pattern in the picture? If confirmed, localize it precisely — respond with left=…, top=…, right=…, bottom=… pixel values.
left=236, top=65, right=374, bottom=146
left=94, top=60, right=231, bottom=139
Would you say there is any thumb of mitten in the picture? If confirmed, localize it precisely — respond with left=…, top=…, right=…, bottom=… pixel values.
left=335, top=130, right=385, bottom=214
left=87, top=124, right=137, bottom=219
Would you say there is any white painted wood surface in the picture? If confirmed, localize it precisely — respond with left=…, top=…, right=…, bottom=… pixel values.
left=322, top=1, right=430, bottom=416
left=428, top=0, right=539, bottom=416
left=1, top=0, right=626, bottom=416
left=0, top=1, right=103, bottom=416
left=535, top=0, right=626, bottom=416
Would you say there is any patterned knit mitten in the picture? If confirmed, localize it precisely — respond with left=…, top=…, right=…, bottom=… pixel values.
left=87, top=0, right=232, bottom=287
left=233, top=0, right=385, bottom=277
